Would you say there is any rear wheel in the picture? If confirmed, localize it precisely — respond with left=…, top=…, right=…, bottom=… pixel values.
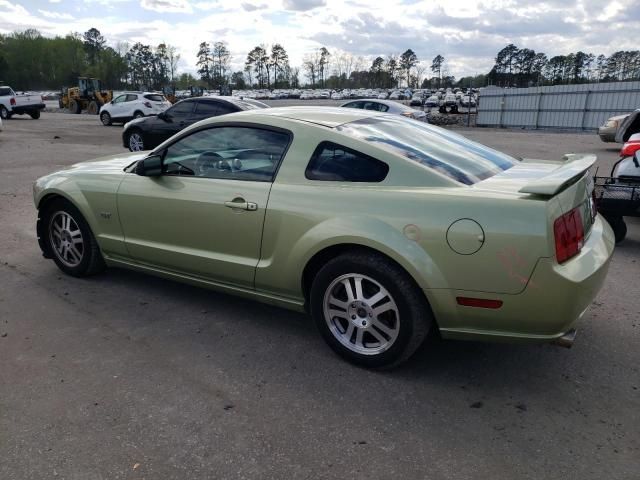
left=0, top=105, right=9, bottom=119
left=126, top=129, right=145, bottom=151
left=310, top=251, right=431, bottom=368
left=29, top=110, right=41, bottom=119
left=87, top=101, right=99, bottom=115
left=100, top=111, right=112, bottom=126
left=42, top=199, right=105, bottom=277
left=133, top=111, right=144, bottom=119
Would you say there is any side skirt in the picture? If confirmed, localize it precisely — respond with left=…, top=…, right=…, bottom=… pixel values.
left=104, top=256, right=306, bottom=313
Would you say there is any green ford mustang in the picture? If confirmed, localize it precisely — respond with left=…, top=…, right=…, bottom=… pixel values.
left=34, top=107, right=615, bottom=367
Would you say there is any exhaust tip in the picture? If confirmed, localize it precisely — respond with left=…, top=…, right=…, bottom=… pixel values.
left=552, top=328, right=577, bottom=348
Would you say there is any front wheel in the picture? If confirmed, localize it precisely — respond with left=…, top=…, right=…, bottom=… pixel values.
left=126, top=129, right=146, bottom=151
left=100, top=111, right=112, bottom=126
left=310, top=251, right=432, bottom=368
left=42, top=199, right=105, bottom=277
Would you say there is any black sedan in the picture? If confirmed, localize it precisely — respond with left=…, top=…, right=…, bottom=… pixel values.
left=122, top=96, right=269, bottom=151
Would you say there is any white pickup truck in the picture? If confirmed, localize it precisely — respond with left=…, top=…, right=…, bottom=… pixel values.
left=0, top=86, right=45, bottom=120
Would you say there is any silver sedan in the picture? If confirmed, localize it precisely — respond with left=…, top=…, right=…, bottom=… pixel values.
left=341, top=99, right=427, bottom=121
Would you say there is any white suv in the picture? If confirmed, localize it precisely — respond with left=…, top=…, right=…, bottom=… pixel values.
left=99, top=92, right=171, bottom=126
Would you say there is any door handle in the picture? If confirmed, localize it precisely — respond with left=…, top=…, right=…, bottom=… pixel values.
left=224, top=199, right=258, bottom=211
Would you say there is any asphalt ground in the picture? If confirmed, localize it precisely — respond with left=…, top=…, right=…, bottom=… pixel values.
left=0, top=109, right=638, bottom=480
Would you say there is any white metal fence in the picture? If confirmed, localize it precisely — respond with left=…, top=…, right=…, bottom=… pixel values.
left=476, top=81, right=640, bottom=130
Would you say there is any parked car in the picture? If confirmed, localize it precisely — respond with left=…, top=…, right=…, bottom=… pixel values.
left=121, top=96, right=269, bottom=151
left=614, top=109, right=640, bottom=143
left=341, top=99, right=427, bottom=121
left=598, top=114, right=630, bottom=142
left=425, top=95, right=440, bottom=108
left=99, top=92, right=171, bottom=126
left=33, top=106, right=613, bottom=368
left=0, top=86, right=45, bottom=120
left=409, top=92, right=424, bottom=106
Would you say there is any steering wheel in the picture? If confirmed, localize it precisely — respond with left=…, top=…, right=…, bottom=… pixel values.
left=194, top=151, right=223, bottom=176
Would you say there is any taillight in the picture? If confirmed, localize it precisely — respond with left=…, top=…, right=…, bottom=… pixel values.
left=10, top=98, right=16, bottom=106
left=554, top=207, right=584, bottom=263
left=620, top=139, right=640, bottom=157
left=144, top=101, right=152, bottom=108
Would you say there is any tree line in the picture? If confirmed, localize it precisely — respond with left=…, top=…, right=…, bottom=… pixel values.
left=488, top=43, right=640, bottom=87
left=1, top=28, right=639, bottom=91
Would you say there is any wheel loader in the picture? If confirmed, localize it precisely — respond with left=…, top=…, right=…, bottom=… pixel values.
left=59, top=77, right=113, bottom=115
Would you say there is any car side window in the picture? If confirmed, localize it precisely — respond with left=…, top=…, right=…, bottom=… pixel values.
left=126, top=94, right=138, bottom=102
left=161, top=127, right=291, bottom=182
left=113, top=95, right=126, bottom=104
left=167, top=100, right=195, bottom=117
left=215, top=102, right=239, bottom=115
left=194, top=101, right=220, bottom=116
left=344, top=102, right=362, bottom=109
left=305, top=141, right=389, bottom=182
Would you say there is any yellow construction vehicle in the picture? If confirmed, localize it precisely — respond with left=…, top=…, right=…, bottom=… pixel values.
left=59, top=77, right=113, bottom=114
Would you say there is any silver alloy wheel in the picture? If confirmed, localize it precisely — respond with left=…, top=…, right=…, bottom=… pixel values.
left=323, top=273, right=400, bottom=355
left=128, top=132, right=144, bottom=151
left=49, top=211, right=84, bottom=268
left=100, top=112, right=110, bottom=125
left=133, top=112, right=144, bottom=119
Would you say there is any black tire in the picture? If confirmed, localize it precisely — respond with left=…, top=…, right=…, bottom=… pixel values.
left=58, top=99, right=64, bottom=109
left=87, top=101, right=99, bottom=115
left=0, top=105, right=9, bottom=119
left=41, top=198, right=106, bottom=277
left=100, top=111, right=112, bottom=126
left=133, top=111, right=144, bottom=119
left=605, top=215, right=627, bottom=244
left=310, top=251, right=432, bottom=368
left=69, top=99, right=81, bottom=114
left=29, top=110, right=41, bottom=119
left=126, top=129, right=146, bottom=151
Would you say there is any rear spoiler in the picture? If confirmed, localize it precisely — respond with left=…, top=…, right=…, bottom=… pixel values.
left=518, top=153, right=597, bottom=196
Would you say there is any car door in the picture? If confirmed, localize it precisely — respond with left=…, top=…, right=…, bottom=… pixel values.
left=122, top=94, right=139, bottom=118
left=148, top=99, right=196, bottom=146
left=109, top=94, right=127, bottom=119
left=116, top=125, right=292, bottom=289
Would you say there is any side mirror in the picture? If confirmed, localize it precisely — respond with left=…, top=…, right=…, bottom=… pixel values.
left=110, top=100, right=114, bottom=105
left=135, top=155, right=163, bottom=177
left=158, top=111, right=171, bottom=122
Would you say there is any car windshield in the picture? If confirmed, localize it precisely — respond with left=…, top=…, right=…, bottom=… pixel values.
left=337, top=116, right=518, bottom=185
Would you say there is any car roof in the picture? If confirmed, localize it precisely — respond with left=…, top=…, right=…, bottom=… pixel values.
left=203, top=106, right=380, bottom=128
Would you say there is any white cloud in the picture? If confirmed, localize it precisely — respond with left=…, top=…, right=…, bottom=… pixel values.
left=140, top=0, right=193, bottom=13
left=2, top=0, right=639, bottom=81
left=37, top=9, right=74, bottom=19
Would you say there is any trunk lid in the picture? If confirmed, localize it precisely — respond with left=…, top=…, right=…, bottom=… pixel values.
left=477, top=153, right=597, bottom=238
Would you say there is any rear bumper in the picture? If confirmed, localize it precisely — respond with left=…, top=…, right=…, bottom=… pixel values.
left=13, top=103, right=46, bottom=114
left=430, top=216, right=615, bottom=343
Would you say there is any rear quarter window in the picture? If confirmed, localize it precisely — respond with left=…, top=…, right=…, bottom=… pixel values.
left=337, top=116, right=517, bottom=184
left=305, top=142, right=389, bottom=182
left=144, top=94, right=165, bottom=102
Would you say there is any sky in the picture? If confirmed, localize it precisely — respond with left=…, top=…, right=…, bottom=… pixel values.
left=1, top=0, right=638, bottom=82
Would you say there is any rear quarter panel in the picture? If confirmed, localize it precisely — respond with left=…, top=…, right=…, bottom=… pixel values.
left=255, top=120, right=552, bottom=302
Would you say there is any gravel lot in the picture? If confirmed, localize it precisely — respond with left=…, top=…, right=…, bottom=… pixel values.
left=1, top=110, right=638, bottom=480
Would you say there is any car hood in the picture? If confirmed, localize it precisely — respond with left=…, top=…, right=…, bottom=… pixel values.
left=62, top=151, right=147, bottom=174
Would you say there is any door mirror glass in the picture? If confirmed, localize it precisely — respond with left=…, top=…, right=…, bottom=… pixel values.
left=135, top=155, right=163, bottom=177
